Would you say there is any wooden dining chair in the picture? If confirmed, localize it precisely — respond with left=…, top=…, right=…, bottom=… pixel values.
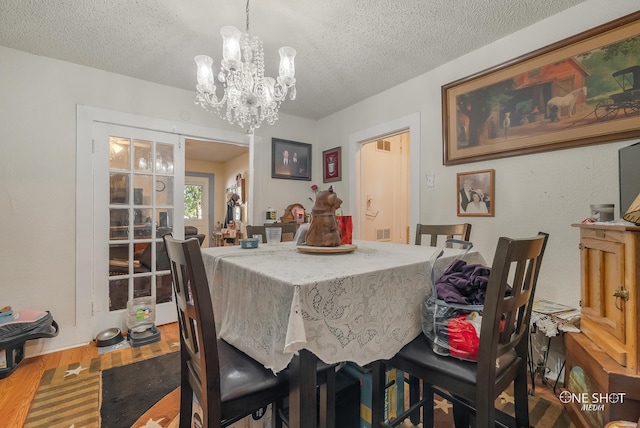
left=164, top=235, right=289, bottom=427
left=164, top=235, right=336, bottom=428
left=405, top=223, right=473, bottom=423
left=371, top=232, right=549, bottom=428
left=414, top=223, right=472, bottom=247
left=269, top=223, right=298, bottom=242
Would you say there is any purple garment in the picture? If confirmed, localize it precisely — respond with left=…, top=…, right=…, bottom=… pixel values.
left=435, top=260, right=491, bottom=305
left=435, top=282, right=469, bottom=304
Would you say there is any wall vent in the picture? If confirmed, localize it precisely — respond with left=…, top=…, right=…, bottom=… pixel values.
left=376, top=228, right=391, bottom=241
left=376, top=140, right=391, bottom=152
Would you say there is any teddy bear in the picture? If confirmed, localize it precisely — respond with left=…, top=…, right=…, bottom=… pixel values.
left=305, top=186, right=342, bottom=247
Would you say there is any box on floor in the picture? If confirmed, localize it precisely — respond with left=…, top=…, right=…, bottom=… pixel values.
left=191, top=396, right=272, bottom=428
left=341, top=362, right=405, bottom=428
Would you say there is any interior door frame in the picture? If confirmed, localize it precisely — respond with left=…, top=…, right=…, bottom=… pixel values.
left=348, top=112, right=421, bottom=242
left=93, top=122, right=184, bottom=333
left=359, top=133, right=410, bottom=244
left=76, top=106, right=249, bottom=346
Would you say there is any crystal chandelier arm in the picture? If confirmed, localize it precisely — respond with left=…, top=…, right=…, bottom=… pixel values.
left=195, top=55, right=215, bottom=91
left=221, top=26, right=242, bottom=71
left=278, top=47, right=296, bottom=87
left=194, top=55, right=226, bottom=109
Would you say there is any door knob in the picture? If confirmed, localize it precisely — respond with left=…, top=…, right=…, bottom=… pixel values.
left=613, top=287, right=629, bottom=311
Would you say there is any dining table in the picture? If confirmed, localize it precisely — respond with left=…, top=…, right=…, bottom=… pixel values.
left=201, top=239, right=485, bottom=428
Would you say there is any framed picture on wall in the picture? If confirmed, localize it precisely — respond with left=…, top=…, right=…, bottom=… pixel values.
left=271, top=138, right=311, bottom=181
left=322, top=147, right=341, bottom=183
left=457, top=169, right=495, bottom=217
left=442, top=11, right=640, bottom=165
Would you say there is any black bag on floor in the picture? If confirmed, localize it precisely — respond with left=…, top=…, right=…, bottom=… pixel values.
left=0, top=310, right=59, bottom=378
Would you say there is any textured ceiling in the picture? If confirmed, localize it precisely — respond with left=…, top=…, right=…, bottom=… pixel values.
left=185, top=138, right=248, bottom=162
left=0, top=0, right=587, bottom=121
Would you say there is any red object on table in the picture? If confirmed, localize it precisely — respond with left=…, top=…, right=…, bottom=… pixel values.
left=337, top=216, right=352, bottom=245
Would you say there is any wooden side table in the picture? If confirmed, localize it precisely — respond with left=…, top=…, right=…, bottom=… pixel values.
left=528, top=302, right=580, bottom=395
left=212, top=231, right=243, bottom=246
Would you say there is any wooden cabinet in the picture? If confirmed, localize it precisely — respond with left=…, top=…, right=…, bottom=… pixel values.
left=563, top=332, right=640, bottom=427
left=564, top=225, right=640, bottom=427
left=573, top=223, right=640, bottom=373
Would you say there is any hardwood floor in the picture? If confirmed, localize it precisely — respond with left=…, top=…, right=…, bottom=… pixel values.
left=0, top=322, right=564, bottom=427
left=530, top=372, right=564, bottom=406
left=0, top=323, right=180, bottom=428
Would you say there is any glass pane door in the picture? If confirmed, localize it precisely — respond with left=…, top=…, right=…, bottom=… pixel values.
left=95, top=124, right=183, bottom=333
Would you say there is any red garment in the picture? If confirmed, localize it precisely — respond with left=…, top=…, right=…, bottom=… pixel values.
left=447, top=315, right=479, bottom=359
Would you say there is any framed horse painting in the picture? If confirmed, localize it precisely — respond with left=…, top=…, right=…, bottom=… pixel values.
left=442, top=10, right=640, bottom=165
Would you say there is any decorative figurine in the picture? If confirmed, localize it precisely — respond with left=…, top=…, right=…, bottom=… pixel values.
left=305, top=186, right=343, bottom=247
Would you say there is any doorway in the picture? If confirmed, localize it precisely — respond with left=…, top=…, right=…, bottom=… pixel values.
left=93, top=122, right=184, bottom=333
left=184, top=138, right=249, bottom=246
left=348, top=112, right=421, bottom=244
left=185, top=174, right=213, bottom=247
left=76, top=106, right=251, bottom=348
left=360, top=133, right=410, bottom=244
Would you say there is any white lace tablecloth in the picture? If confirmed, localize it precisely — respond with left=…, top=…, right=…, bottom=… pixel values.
left=201, top=240, right=485, bottom=373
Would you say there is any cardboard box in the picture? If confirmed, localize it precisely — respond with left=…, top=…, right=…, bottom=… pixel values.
left=191, top=394, right=272, bottom=428
left=341, top=363, right=404, bottom=428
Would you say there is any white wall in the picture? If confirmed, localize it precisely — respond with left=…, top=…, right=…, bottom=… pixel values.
left=0, top=45, right=316, bottom=352
left=1, top=0, right=637, bottom=354
left=314, top=0, right=640, bottom=307
left=248, top=120, right=322, bottom=223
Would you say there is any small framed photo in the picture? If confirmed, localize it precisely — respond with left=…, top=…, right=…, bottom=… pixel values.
left=322, top=147, right=341, bottom=183
left=272, top=138, right=311, bottom=181
left=457, top=169, right=495, bottom=217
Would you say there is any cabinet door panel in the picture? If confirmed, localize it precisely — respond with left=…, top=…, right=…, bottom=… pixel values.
left=581, top=236, right=625, bottom=343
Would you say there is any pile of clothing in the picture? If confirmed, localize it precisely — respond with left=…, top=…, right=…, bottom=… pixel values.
left=435, top=259, right=492, bottom=305
left=424, top=260, right=510, bottom=360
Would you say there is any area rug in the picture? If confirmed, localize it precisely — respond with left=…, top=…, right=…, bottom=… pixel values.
left=133, top=373, right=575, bottom=428
left=417, top=386, right=575, bottom=428
left=101, top=352, right=180, bottom=427
left=24, top=339, right=179, bottom=428
left=25, top=338, right=574, bottom=428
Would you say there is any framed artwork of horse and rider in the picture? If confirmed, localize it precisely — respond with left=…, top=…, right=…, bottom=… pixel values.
left=442, top=10, right=640, bottom=165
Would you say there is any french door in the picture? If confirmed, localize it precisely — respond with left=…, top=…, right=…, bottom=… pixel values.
left=93, top=123, right=184, bottom=333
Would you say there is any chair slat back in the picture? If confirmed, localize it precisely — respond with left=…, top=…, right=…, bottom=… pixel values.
left=476, top=232, right=548, bottom=385
left=415, top=223, right=472, bottom=247
left=246, top=225, right=267, bottom=243
left=164, top=235, right=222, bottom=426
left=247, top=224, right=297, bottom=243
left=280, top=223, right=297, bottom=242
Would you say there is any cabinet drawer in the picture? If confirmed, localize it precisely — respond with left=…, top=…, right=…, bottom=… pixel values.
left=563, top=333, right=640, bottom=427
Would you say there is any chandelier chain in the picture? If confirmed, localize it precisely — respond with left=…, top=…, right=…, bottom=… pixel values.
left=245, top=0, right=250, bottom=33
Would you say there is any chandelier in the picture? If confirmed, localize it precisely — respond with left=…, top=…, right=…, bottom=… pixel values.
left=194, top=0, right=297, bottom=134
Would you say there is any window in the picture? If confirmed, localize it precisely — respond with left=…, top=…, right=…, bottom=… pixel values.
left=184, top=184, right=204, bottom=220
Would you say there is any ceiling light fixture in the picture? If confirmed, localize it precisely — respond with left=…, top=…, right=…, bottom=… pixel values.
left=194, top=0, right=296, bottom=135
